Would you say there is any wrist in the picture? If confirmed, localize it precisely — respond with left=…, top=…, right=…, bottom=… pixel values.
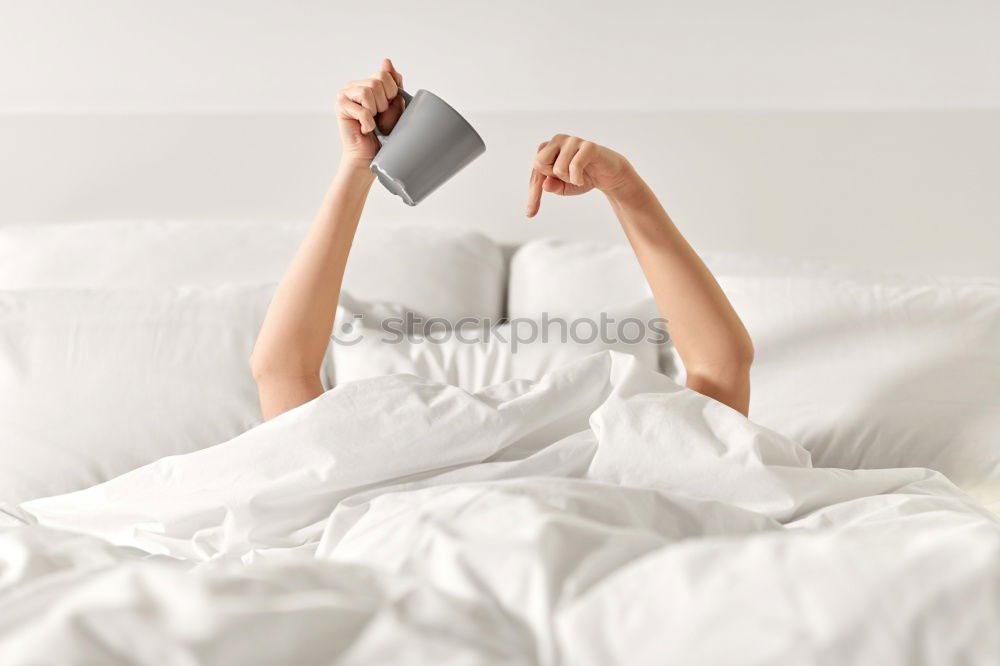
left=337, top=158, right=377, bottom=182
left=601, top=161, right=646, bottom=205
left=334, top=160, right=377, bottom=200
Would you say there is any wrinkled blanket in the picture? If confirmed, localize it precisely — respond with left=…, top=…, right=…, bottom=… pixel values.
left=2, top=352, right=999, bottom=665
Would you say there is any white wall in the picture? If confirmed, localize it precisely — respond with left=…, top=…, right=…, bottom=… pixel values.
left=3, top=110, right=998, bottom=277
left=2, top=0, right=999, bottom=113
left=1, top=1, right=998, bottom=277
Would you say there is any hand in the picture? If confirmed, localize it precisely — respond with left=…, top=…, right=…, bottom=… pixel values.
left=336, top=59, right=405, bottom=168
left=526, top=134, right=633, bottom=217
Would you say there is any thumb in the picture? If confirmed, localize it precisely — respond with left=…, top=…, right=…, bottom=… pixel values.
left=542, top=176, right=566, bottom=194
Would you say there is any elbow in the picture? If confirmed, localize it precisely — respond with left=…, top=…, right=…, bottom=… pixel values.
left=685, top=348, right=753, bottom=387
left=734, top=331, right=755, bottom=370
left=725, top=321, right=755, bottom=371
left=682, top=333, right=754, bottom=415
left=678, top=325, right=754, bottom=381
left=249, top=350, right=320, bottom=387
left=248, top=352, right=277, bottom=386
left=248, top=351, right=266, bottom=383
left=249, top=351, right=293, bottom=385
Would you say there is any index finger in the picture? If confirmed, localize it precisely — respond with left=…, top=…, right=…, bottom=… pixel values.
left=526, top=168, right=544, bottom=218
left=526, top=141, right=548, bottom=218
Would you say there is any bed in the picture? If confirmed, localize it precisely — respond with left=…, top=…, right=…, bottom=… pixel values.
left=2, top=219, right=999, bottom=664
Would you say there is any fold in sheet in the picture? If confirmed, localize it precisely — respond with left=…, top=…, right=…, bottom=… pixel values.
left=5, top=352, right=1000, bottom=665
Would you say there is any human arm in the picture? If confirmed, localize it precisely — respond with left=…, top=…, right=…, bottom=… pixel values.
left=250, top=59, right=404, bottom=420
left=526, top=135, right=754, bottom=415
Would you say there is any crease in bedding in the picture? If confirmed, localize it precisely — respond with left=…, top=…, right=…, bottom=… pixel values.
left=2, top=351, right=999, bottom=665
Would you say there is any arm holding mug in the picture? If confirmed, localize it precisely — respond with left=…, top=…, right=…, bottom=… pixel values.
left=250, top=59, right=404, bottom=420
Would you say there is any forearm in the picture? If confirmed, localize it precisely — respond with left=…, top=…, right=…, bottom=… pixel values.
left=605, top=165, right=754, bottom=414
left=250, top=59, right=403, bottom=419
left=250, top=164, right=374, bottom=388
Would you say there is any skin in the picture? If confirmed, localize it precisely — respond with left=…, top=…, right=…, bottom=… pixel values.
left=526, top=136, right=754, bottom=415
left=251, top=59, right=753, bottom=420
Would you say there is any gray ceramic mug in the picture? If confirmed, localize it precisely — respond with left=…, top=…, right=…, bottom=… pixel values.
left=370, top=89, right=486, bottom=206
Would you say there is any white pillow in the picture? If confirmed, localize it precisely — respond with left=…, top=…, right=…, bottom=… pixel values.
left=507, top=239, right=651, bottom=319
left=0, top=285, right=276, bottom=504
left=0, top=220, right=506, bottom=324
left=508, top=239, right=674, bottom=375
left=345, top=224, right=505, bottom=323
left=721, top=274, right=1000, bottom=510
left=332, top=318, right=661, bottom=392
left=0, top=220, right=306, bottom=289
left=507, top=238, right=892, bottom=320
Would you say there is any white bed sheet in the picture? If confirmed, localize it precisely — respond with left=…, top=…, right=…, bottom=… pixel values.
left=3, top=352, right=999, bottom=665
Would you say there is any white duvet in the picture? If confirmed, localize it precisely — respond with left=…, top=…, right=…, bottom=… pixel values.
left=2, top=352, right=999, bottom=665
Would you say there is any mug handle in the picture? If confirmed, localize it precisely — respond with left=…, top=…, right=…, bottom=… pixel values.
left=373, top=88, right=413, bottom=141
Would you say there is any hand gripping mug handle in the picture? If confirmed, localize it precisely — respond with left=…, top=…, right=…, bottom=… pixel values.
left=373, top=88, right=413, bottom=141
